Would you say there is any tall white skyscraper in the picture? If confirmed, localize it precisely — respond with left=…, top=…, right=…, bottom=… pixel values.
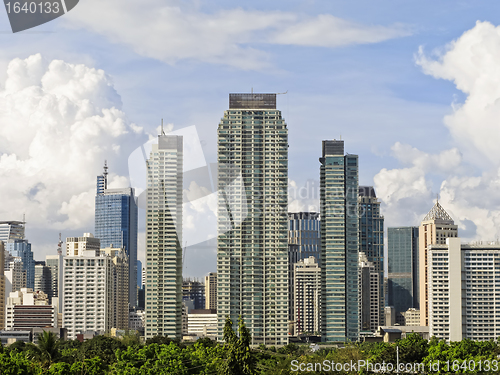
left=145, top=132, right=183, bottom=339
left=217, top=93, right=289, bottom=345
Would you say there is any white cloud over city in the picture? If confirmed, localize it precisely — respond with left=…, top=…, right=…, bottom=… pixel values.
left=374, top=21, right=500, bottom=241
left=62, top=0, right=411, bottom=70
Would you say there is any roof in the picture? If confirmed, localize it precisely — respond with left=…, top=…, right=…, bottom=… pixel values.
left=422, top=201, right=454, bottom=222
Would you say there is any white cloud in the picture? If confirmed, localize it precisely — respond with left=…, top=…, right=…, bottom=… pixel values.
left=417, top=21, right=500, bottom=167
left=0, top=54, right=143, bottom=233
left=376, top=21, right=500, bottom=241
left=63, top=0, right=411, bottom=70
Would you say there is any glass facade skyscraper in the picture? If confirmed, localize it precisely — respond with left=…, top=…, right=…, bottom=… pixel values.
left=217, top=93, right=289, bottom=345
left=320, top=140, right=359, bottom=342
left=145, top=133, right=183, bottom=339
left=95, top=168, right=138, bottom=308
left=6, top=239, right=34, bottom=290
left=358, top=186, right=384, bottom=329
left=387, top=227, right=419, bottom=315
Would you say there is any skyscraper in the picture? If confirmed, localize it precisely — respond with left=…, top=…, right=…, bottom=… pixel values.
left=358, top=252, right=380, bottom=331
left=6, top=239, right=34, bottom=290
left=182, top=279, right=205, bottom=310
left=95, top=163, right=138, bottom=307
left=387, top=227, right=419, bottom=318
left=0, top=221, right=25, bottom=243
left=419, top=201, right=458, bottom=326
left=293, top=256, right=321, bottom=336
left=217, top=93, right=289, bottom=345
left=34, top=261, right=52, bottom=299
left=320, top=140, right=359, bottom=342
left=46, top=254, right=63, bottom=310
left=0, top=241, right=5, bottom=330
left=358, top=186, right=384, bottom=328
left=205, top=272, right=217, bottom=310
left=145, top=132, right=183, bottom=339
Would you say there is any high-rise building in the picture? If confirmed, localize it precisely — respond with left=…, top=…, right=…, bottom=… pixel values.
left=145, top=132, right=183, bottom=339
left=428, top=238, right=500, bottom=341
left=62, top=235, right=113, bottom=339
left=46, top=254, right=63, bottom=309
left=358, top=186, right=384, bottom=328
left=0, top=241, right=5, bottom=329
left=419, top=201, right=458, bottom=326
left=66, top=233, right=100, bottom=256
left=95, top=163, right=138, bottom=308
left=293, top=256, right=321, bottom=336
left=137, top=260, right=142, bottom=288
left=4, top=257, right=26, bottom=297
left=102, top=247, right=129, bottom=330
left=387, top=227, right=419, bottom=319
left=183, top=279, right=205, bottom=310
left=34, top=261, right=52, bottom=298
left=6, top=239, right=34, bottom=290
left=358, top=252, right=380, bottom=332
left=320, top=139, right=359, bottom=342
left=288, top=212, right=320, bottom=326
left=204, top=272, right=217, bottom=310
left=217, top=93, right=289, bottom=345
left=0, top=221, right=25, bottom=243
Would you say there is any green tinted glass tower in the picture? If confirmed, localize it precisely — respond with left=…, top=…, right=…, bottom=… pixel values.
left=320, top=140, right=359, bottom=342
left=217, top=93, right=288, bottom=345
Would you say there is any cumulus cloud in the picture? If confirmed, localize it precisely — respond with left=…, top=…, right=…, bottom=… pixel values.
left=0, top=54, right=143, bottom=232
left=417, top=21, right=500, bottom=167
left=376, top=21, right=500, bottom=241
left=63, top=0, right=411, bottom=70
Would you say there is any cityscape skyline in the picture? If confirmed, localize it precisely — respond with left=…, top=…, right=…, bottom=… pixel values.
left=2, top=3, right=500, bottom=279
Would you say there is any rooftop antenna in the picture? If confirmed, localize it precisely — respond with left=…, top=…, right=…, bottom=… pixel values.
left=22, top=213, right=25, bottom=223
left=276, top=90, right=288, bottom=95
left=436, top=193, right=439, bottom=204
left=57, top=233, right=63, bottom=256
left=161, top=119, right=165, bottom=136
left=103, top=160, right=108, bottom=190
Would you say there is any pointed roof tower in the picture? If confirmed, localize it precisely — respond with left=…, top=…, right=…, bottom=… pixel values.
left=422, top=200, right=454, bottom=223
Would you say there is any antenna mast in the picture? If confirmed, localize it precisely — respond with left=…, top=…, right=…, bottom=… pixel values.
left=57, top=233, right=63, bottom=256
left=161, top=119, right=165, bottom=135
left=103, top=160, right=108, bottom=190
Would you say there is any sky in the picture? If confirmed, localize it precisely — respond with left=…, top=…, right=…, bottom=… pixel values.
left=1, top=0, right=500, bottom=278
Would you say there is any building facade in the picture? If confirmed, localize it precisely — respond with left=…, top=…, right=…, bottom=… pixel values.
left=320, top=140, right=359, bottom=342
left=217, top=93, right=289, bottom=345
left=204, top=272, right=217, bottom=310
left=428, top=238, right=500, bottom=341
left=0, top=241, right=4, bottom=329
left=187, top=309, right=217, bottom=339
left=293, top=256, right=321, bottom=336
left=46, top=255, right=63, bottom=309
left=5, top=239, right=34, bottom=290
left=145, top=133, right=183, bottom=339
left=419, top=202, right=458, bottom=326
left=359, top=252, right=380, bottom=332
left=102, top=247, right=129, bottom=330
left=62, top=237, right=113, bottom=339
left=34, top=262, right=52, bottom=298
left=387, top=227, right=419, bottom=319
left=95, top=165, right=138, bottom=308
left=66, top=233, right=101, bottom=256
left=6, top=288, right=58, bottom=330
left=0, top=221, right=25, bottom=243
left=358, top=186, right=384, bottom=328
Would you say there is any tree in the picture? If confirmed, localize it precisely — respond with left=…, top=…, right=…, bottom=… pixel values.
left=77, top=335, right=125, bottom=367
left=31, top=330, right=61, bottom=368
left=218, top=315, right=256, bottom=375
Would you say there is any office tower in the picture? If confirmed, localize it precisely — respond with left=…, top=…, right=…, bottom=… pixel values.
left=0, top=221, right=25, bottom=242
left=102, top=247, right=129, bottom=330
left=401, top=308, right=420, bottom=326
left=182, top=279, right=205, bottom=310
left=95, top=163, right=138, bottom=307
left=0, top=241, right=4, bottom=329
left=293, top=256, right=321, bottom=336
left=320, top=139, right=359, bottom=342
left=63, top=234, right=113, bottom=339
left=288, top=212, right=320, bottom=327
left=4, top=257, right=26, bottom=297
left=428, top=238, right=500, bottom=341
left=204, top=272, right=217, bottom=310
left=358, top=252, right=380, bottom=332
left=46, top=254, right=63, bottom=309
left=387, top=227, right=419, bottom=320
left=145, top=132, right=183, bottom=339
left=358, top=186, right=384, bottom=328
left=34, top=261, right=52, bottom=298
left=217, top=93, right=289, bottom=345
left=66, top=233, right=100, bottom=256
left=419, top=201, right=458, bottom=326
left=6, top=239, right=34, bottom=290
left=6, top=288, right=58, bottom=330
left=137, top=260, right=142, bottom=288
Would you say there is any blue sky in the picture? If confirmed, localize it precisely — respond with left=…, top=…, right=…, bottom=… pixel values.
left=1, top=1, right=500, bottom=277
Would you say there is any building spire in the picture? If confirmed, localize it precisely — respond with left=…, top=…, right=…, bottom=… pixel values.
left=161, top=119, right=165, bottom=135
left=103, top=160, right=108, bottom=190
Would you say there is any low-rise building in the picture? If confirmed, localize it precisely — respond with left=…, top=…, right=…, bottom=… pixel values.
left=187, top=309, right=217, bottom=339
left=5, top=288, right=58, bottom=330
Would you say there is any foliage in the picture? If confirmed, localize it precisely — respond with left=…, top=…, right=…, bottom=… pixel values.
left=218, top=315, right=255, bottom=375
left=78, top=335, right=126, bottom=366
